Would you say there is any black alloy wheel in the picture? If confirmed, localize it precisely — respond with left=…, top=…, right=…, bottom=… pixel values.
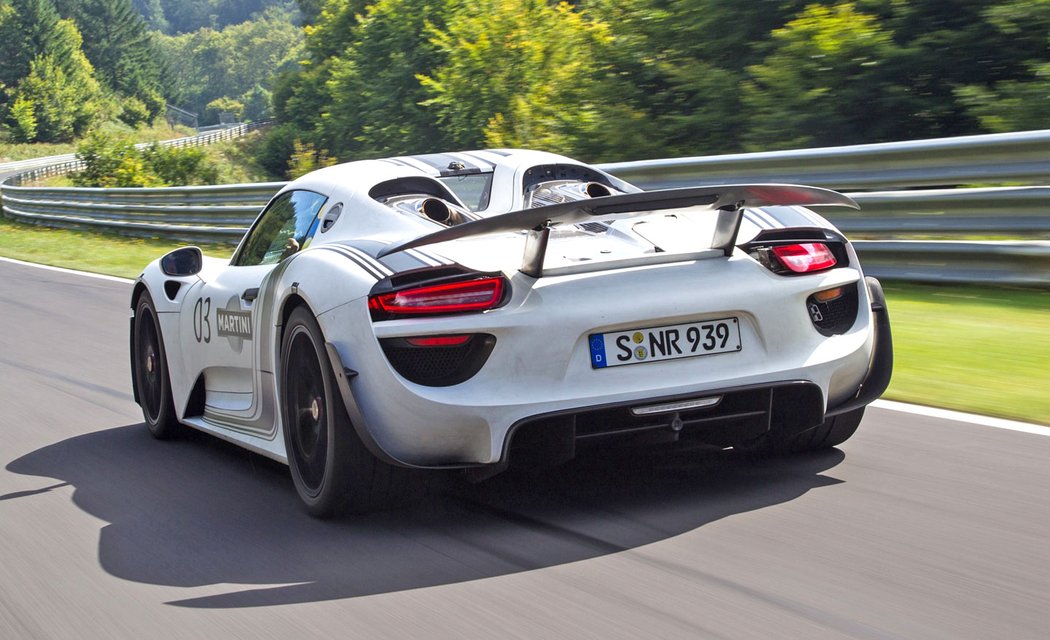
left=134, top=292, right=179, bottom=438
left=285, top=324, right=331, bottom=498
left=280, top=306, right=365, bottom=517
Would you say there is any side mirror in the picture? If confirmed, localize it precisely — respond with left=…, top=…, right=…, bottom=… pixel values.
left=160, top=246, right=203, bottom=277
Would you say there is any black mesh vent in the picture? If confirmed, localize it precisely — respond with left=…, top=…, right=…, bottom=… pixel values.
left=505, top=382, right=825, bottom=458
left=807, top=284, right=860, bottom=336
left=379, top=334, right=496, bottom=386
left=577, top=222, right=608, bottom=234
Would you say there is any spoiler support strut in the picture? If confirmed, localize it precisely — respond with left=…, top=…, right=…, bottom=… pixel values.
left=521, top=222, right=552, bottom=278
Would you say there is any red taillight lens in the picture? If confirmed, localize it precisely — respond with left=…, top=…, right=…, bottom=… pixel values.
left=369, top=277, right=504, bottom=316
left=771, top=243, right=837, bottom=273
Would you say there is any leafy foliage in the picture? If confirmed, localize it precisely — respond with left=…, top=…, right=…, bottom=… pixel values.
left=153, top=7, right=302, bottom=124
left=130, top=0, right=297, bottom=34
left=286, top=139, right=336, bottom=179
left=72, top=131, right=162, bottom=187
left=742, top=3, right=911, bottom=149
left=1, top=11, right=103, bottom=142
left=72, top=130, right=220, bottom=187
left=420, top=0, right=612, bottom=155
left=55, top=0, right=166, bottom=122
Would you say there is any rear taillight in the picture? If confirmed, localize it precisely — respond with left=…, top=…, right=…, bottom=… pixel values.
left=770, top=243, right=837, bottom=273
left=368, top=277, right=505, bottom=317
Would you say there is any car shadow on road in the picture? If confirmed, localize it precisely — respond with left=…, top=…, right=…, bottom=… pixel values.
left=5, top=423, right=845, bottom=608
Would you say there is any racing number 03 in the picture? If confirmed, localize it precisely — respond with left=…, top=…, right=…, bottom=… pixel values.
left=193, top=297, right=211, bottom=343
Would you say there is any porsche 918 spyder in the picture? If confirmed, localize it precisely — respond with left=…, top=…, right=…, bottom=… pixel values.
left=130, top=149, right=892, bottom=516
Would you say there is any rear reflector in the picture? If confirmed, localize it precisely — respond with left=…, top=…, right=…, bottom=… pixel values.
left=404, top=335, right=472, bottom=347
left=813, top=286, right=845, bottom=302
left=771, top=243, right=837, bottom=273
left=369, top=277, right=504, bottom=316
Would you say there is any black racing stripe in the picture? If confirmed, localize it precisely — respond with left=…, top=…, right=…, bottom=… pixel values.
left=743, top=209, right=773, bottom=230
left=378, top=251, right=431, bottom=273
left=456, top=151, right=497, bottom=171
left=414, top=248, right=452, bottom=265
left=408, top=152, right=483, bottom=177
left=481, top=148, right=513, bottom=157
left=342, top=245, right=394, bottom=276
left=387, top=156, right=441, bottom=176
left=318, top=246, right=383, bottom=280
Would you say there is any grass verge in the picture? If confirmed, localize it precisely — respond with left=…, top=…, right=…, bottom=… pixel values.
left=0, top=218, right=234, bottom=279
left=881, top=282, right=1049, bottom=425
left=0, top=217, right=1045, bottom=424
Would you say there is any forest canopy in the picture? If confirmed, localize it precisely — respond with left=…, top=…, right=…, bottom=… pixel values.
left=2, top=0, right=1049, bottom=164
left=268, top=0, right=1050, bottom=168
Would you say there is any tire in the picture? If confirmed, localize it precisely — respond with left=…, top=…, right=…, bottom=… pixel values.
left=133, top=291, right=181, bottom=438
left=744, top=407, right=865, bottom=455
left=280, top=306, right=415, bottom=517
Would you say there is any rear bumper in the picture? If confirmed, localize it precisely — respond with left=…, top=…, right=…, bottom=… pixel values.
left=320, top=262, right=886, bottom=469
left=826, top=276, right=893, bottom=417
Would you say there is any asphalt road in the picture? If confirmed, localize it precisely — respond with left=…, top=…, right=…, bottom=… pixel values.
left=1, top=259, right=1047, bottom=639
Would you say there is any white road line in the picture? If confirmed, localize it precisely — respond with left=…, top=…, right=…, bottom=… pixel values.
left=0, top=256, right=134, bottom=283
left=871, top=399, right=1050, bottom=436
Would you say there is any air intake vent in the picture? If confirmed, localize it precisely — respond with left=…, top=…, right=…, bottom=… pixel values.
left=807, top=284, right=860, bottom=336
left=577, top=222, right=608, bottom=234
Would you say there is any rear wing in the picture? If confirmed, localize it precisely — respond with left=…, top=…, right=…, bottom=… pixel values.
left=377, top=184, right=858, bottom=277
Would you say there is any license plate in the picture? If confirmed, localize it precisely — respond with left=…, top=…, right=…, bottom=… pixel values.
left=589, top=317, right=741, bottom=369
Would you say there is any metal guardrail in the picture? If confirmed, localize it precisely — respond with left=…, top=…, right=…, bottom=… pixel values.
left=2, top=128, right=1048, bottom=284
left=0, top=182, right=282, bottom=243
left=853, top=241, right=1050, bottom=286
left=596, top=129, right=1050, bottom=191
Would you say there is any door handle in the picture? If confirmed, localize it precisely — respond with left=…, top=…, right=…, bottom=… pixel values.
left=241, top=288, right=259, bottom=302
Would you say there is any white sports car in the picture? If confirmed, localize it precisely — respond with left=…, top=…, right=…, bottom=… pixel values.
left=131, top=149, right=892, bottom=516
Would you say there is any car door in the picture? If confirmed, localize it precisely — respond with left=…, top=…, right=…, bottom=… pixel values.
left=183, top=189, right=328, bottom=433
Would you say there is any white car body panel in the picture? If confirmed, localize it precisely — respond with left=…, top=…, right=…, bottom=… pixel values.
left=132, top=149, right=888, bottom=470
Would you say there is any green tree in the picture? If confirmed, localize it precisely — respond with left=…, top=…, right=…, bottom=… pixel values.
left=73, top=130, right=221, bottom=186
left=321, top=0, right=452, bottom=158
left=419, top=0, right=614, bottom=156
left=0, top=0, right=88, bottom=99
left=205, top=96, right=245, bottom=123
left=57, top=0, right=167, bottom=121
left=241, top=84, right=273, bottom=121
left=6, top=95, right=38, bottom=142
left=741, top=3, right=912, bottom=149
left=4, top=18, right=103, bottom=141
left=954, top=0, right=1050, bottom=133
left=153, top=8, right=302, bottom=122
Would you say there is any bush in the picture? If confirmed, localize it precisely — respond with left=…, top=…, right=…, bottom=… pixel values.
left=141, top=143, right=219, bottom=186
left=256, top=123, right=299, bottom=177
left=72, top=130, right=220, bottom=188
left=72, top=131, right=161, bottom=187
left=287, top=139, right=336, bottom=179
left=118, top=96, right=151, bottom=128
left=204, top=97, right=245, bottom=125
